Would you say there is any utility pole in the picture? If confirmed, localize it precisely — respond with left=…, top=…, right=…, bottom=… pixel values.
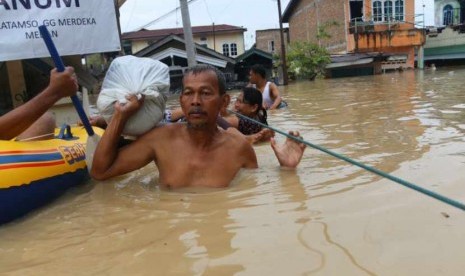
left=114, top=0, right=123, bottom=54
left=418, top=1, right=426, bottom=70
left=180, top=0, right=197, bottom=67
left=277, top=0, right=288, bottom=85
left=213, top=22, right=216, bottom=51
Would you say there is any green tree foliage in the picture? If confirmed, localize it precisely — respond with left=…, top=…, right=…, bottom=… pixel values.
left=286, top=41, right=331, bottom=80
left=316, top=20, right=340, bottom=41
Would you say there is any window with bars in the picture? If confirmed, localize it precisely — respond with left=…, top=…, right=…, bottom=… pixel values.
left=384, top=1, right=393, bottom=21
left=394, top=0, right=404, bottom=21
left=373, top=0, right=403, bottom=22
left=373, top=1, right=382, bottom=22
left=443, top=5, right=453, bottom=25
left=230, top=43, right=237, bottom=56
left=222, top=43, right=230, bottom=57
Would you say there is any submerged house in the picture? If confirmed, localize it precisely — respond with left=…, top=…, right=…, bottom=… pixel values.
left=423, top=0, right=465, bottom=64
left=133, top=35, right=236, bottom=92
left=282, top=0, right=425, bottom=77
left=234, top=46, right=274, bottom=83
left=122, top=24, right=247, bottom=91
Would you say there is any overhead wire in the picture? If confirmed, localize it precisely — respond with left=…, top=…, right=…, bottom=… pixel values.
left=203, top=0, right=214, bottom=23
left=131, top=0, right=202, bottom=32
left=216, top=0, right=236, bottom=20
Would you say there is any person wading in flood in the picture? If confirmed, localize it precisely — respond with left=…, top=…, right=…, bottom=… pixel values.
left=217, top=86, right=275, bottom=144
left=248, top=64, right=287, bottom=110
left=91, top=64, right=305, bottom=188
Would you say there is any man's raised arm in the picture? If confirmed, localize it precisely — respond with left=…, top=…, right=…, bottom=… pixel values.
left=90, top=95, right=154, bottom=180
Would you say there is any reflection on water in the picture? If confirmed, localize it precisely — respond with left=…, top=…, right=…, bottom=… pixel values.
left=2, top=68, right=465, bottom=275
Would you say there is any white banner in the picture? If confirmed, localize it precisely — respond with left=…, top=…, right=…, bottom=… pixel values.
left=0, top=0, right=121, bottom=61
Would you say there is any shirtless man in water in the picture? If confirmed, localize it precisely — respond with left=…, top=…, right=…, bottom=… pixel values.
left=248, top=64, right=286, bottom=110
left=91, top=65, right=305, bottom=188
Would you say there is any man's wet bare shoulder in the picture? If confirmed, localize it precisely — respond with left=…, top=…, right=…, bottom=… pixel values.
left=138, top=122, right=255, bottom=154
left=137, top=123, right=185, bottom=152
left=223, top=127, right=258, bottom=168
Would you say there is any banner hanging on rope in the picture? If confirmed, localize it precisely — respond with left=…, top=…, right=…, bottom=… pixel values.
left=0, top=0, right=121, bottom=61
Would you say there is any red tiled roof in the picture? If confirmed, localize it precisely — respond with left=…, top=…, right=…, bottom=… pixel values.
left=122, top=24, right=247, bottom=40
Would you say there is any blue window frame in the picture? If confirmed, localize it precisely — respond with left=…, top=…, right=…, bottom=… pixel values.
left=373, top=1, right=383, bottom=22
left=443, top=5, right=453, bottom=25
left=395, top=0, right=404, bottom=21
left=373, top=0, right=403, bottom=22
left=384, top=1, right=393, bottom=21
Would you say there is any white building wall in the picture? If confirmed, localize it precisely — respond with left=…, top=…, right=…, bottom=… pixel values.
left=193, top=33, right=245, bottom=57
left=433, top=0, right=460, bottom=26
left=132, top=41, right=150, bottom=54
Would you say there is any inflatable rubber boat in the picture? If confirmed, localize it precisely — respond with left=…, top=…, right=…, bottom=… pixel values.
left=0, top=126, right=102, bottom=224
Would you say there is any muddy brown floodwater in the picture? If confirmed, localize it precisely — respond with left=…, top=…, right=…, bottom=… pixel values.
left=1, top=68, right=465, bottom=275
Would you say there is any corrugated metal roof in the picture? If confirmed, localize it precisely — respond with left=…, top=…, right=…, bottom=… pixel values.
left=235, top=47, right=273, bottom=62
left=134, top=34, right=236, bottom=65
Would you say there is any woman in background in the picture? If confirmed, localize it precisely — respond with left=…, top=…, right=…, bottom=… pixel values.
left=219, top=87, right=274, bottom=144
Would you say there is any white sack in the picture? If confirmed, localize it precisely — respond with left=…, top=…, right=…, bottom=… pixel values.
left=97, top=55, right=169, bottom=136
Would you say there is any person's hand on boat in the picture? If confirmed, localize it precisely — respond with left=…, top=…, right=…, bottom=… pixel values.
left=46, top=67, right=78, bottom=100
left=270, top=130, right=306, bottom=168
left=114, top=93, right=145, bottom=120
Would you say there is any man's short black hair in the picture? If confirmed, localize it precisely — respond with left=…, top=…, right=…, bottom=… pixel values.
left=250, top=64, right=267, bottom=79
left=183, top=64, right=226, bottom=95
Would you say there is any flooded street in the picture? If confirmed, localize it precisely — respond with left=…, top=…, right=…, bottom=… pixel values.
left=1, top=68, right=465, bottom=275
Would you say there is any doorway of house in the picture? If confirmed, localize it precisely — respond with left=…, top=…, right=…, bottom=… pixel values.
left=350, top=0, right=364, bottom=21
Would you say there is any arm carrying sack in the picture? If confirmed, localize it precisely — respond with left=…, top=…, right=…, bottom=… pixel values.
left=97, top=55, right=169, bottom=136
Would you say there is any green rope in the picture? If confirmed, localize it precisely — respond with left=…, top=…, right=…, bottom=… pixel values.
left=229, top=109, right=465, bottom=211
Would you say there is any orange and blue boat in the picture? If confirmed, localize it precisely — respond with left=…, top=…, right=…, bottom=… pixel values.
left=0, top=126, right=102, bottom=224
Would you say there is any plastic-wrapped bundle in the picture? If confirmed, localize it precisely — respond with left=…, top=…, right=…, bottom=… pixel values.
left=97, top=55, right=169, bottom=136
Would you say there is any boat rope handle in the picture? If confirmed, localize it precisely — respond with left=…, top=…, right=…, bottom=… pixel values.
left=228, top=109, right=465, bottom=211
left=15, top=132, right=55, bottom=142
